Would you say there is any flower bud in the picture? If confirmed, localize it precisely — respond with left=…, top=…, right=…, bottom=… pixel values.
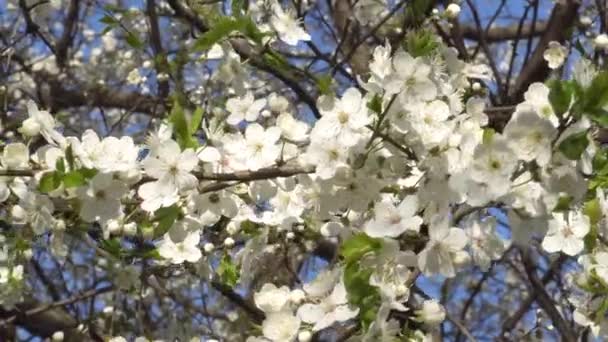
left=52, top=331, right=65, bottom=341
left=204, top=242, right=215, bottom=253
left=416, top=300, right=446, bottom=326
left=123, top=222, right=137, bottom=236
left=19, top=118, right=41, bottom=137
left=224, top=237, right=235, bottom=247
left=445, top=4, right=461, bottom=19
left=290, top=289, right=305, bottom=304
left=298, top=331, right=312, bottom=342
left=595, top=34, right=608, bottom=50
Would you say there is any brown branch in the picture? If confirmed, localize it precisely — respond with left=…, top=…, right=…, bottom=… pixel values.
left=146, top=0, right=170, bottom=99
left=460, top=21, right=548, bottom=42
left=210, top=281, right=264, bottom=324
left=510, top=0, right=580, bottom=102
left=521, top=250, right=575, bottom=341
left=55, top=0, right=80, bottom=68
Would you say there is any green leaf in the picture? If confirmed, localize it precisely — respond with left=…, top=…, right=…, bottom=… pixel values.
left=55, top=158, right=66, bottom=174
left=194, top=16, right=264, bottom=52
left=100, top=238, right=123, bottom=258
left=343, top=262, right=381, bottom=330
left=586, top=108, right=608, bottom=127
left=126, top=33, right=144, bottom=49
left=153, top=205, right=180, bottom=237
left=316, top=74, right=333, bottom=95
left=80, top=168, right=98, bottom=179
left=190, top=107, right=205, bottom=135
left=39, top=172, right=62, bottom=193
left=584, top=71, right=608, bottom=110
left=406, top=29, right=439, bottom=57
left=169, top=100, right=199, bottom=150
left=194, top=17, right=242, bottom=51
left=548, top=80, right=574, bottom=116
left=65, top=144, right=76, bottom=171
left=232, top=0, right=246, bottom=17
left=558, top=130, right=589, bottom=160
left=99, top=15, right=118, bottom=25
left=340, top=233, right=383, bottom=263
left=482, top=128, right=495, bottom=145
left=62, top=171, right=87, bottom=188
left=553, top=195, right=573, bottom=212
left=367, top=95, right=383, bottom=115
left=584, top=199, right=602, bottom=225
left=217, top=254, right=239, bottom=287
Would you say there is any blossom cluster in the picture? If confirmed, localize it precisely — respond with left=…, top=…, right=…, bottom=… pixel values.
left=4, top=1, right=608, bottom=340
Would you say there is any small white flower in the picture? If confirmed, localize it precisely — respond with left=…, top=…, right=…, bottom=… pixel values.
left=297, top=278, right=359, bottom=331
left=417, top=217, right=468, bottom=277
left=445, top=4, right=461, bottom=19
left=226, top=92, right=266, bottom=125
left=2, top=143, right=29, bottom=169
left=137, top=180, right=180, bottom=212
left=542, top=211, right=590, bottom=256
left=595, top=34, right=608, bottom=50
left=76, top=173, right=127, bottom=223
left=311, top=88, right=370, bottom=147
left=503, top=108, right=557, bottom=166
left=270, top=4, right=311, bottom=46
left=254, top=283, right=291, bottom=313
left=543, top=41, right=568, bottom=69
left=415, top=300, right=446, bottom=326
left=142, top=139, right=198, bottom=192
left=158, top=226, right=202, bottom=264
left=466, top=217, right=510, bottom=271
left=11, top=193, right=55, bottom=235
left=262, top=310, right=301, bottom=341
left=365, top=196, right=422, bottom=238
left=240, top=124, right=282, bottom=171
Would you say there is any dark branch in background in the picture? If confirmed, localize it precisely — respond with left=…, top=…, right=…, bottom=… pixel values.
left=521, top=250, right=576, bottom=342
left=460, top=21, right=548, bottom=42
left=499, top=254, right=566, bottom=340
left=510, top=0, right=580, bottom=102
left=55, top=0, right=80, bottom=68
left=18, top=0, right=57, bottom=55
left=146, top=0, right=170, bottom=99
left=210, top=281, right=264, bottom=324
left=0, top=285, right=112, bottom=340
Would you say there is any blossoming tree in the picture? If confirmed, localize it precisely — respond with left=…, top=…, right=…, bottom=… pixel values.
left=1, top=0, right=607, bottom=341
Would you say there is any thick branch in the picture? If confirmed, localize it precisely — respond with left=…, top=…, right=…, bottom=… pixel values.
left=55, top=0, right=80, bottom=68
left=521, top=251, right=575, bottom=341
left=510, top=0, right=580, bottom=102
left=460, top=21, right=548, bottom=42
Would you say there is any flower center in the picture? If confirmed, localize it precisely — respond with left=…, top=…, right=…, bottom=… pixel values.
left=209, top=193, right=220, bottom=204
left=337, top=111, right=350, bottom=124
left=95, top=190, right=106, bottom=199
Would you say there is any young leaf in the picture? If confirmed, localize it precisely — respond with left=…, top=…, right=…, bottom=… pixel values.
left=548, top=80, right=574, bottom=116
left=217, top=254, right=239, bottom=287
left=194, top=17, right=242, bottom=52
left=190, top=107, right=205, bottom=135
left=169, top=100, right=199, bottom=150
left=340, top=233, right=383, bottom=263
left=316, top=74, right=333, bottom=95
left=153, top=205, right=181, bottom=237
left=39, top=172, right=62, bottom=193
left=126, top=33, right=144, bottom=49
left=367, top=95, right=383, bottom=115
left=63, top=171, right=87, bottom=188
left=558, top=130, right=589, bottom=160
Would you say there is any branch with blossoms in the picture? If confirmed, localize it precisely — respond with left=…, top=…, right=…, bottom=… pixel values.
left=5, top=0, right=608, bottom=341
